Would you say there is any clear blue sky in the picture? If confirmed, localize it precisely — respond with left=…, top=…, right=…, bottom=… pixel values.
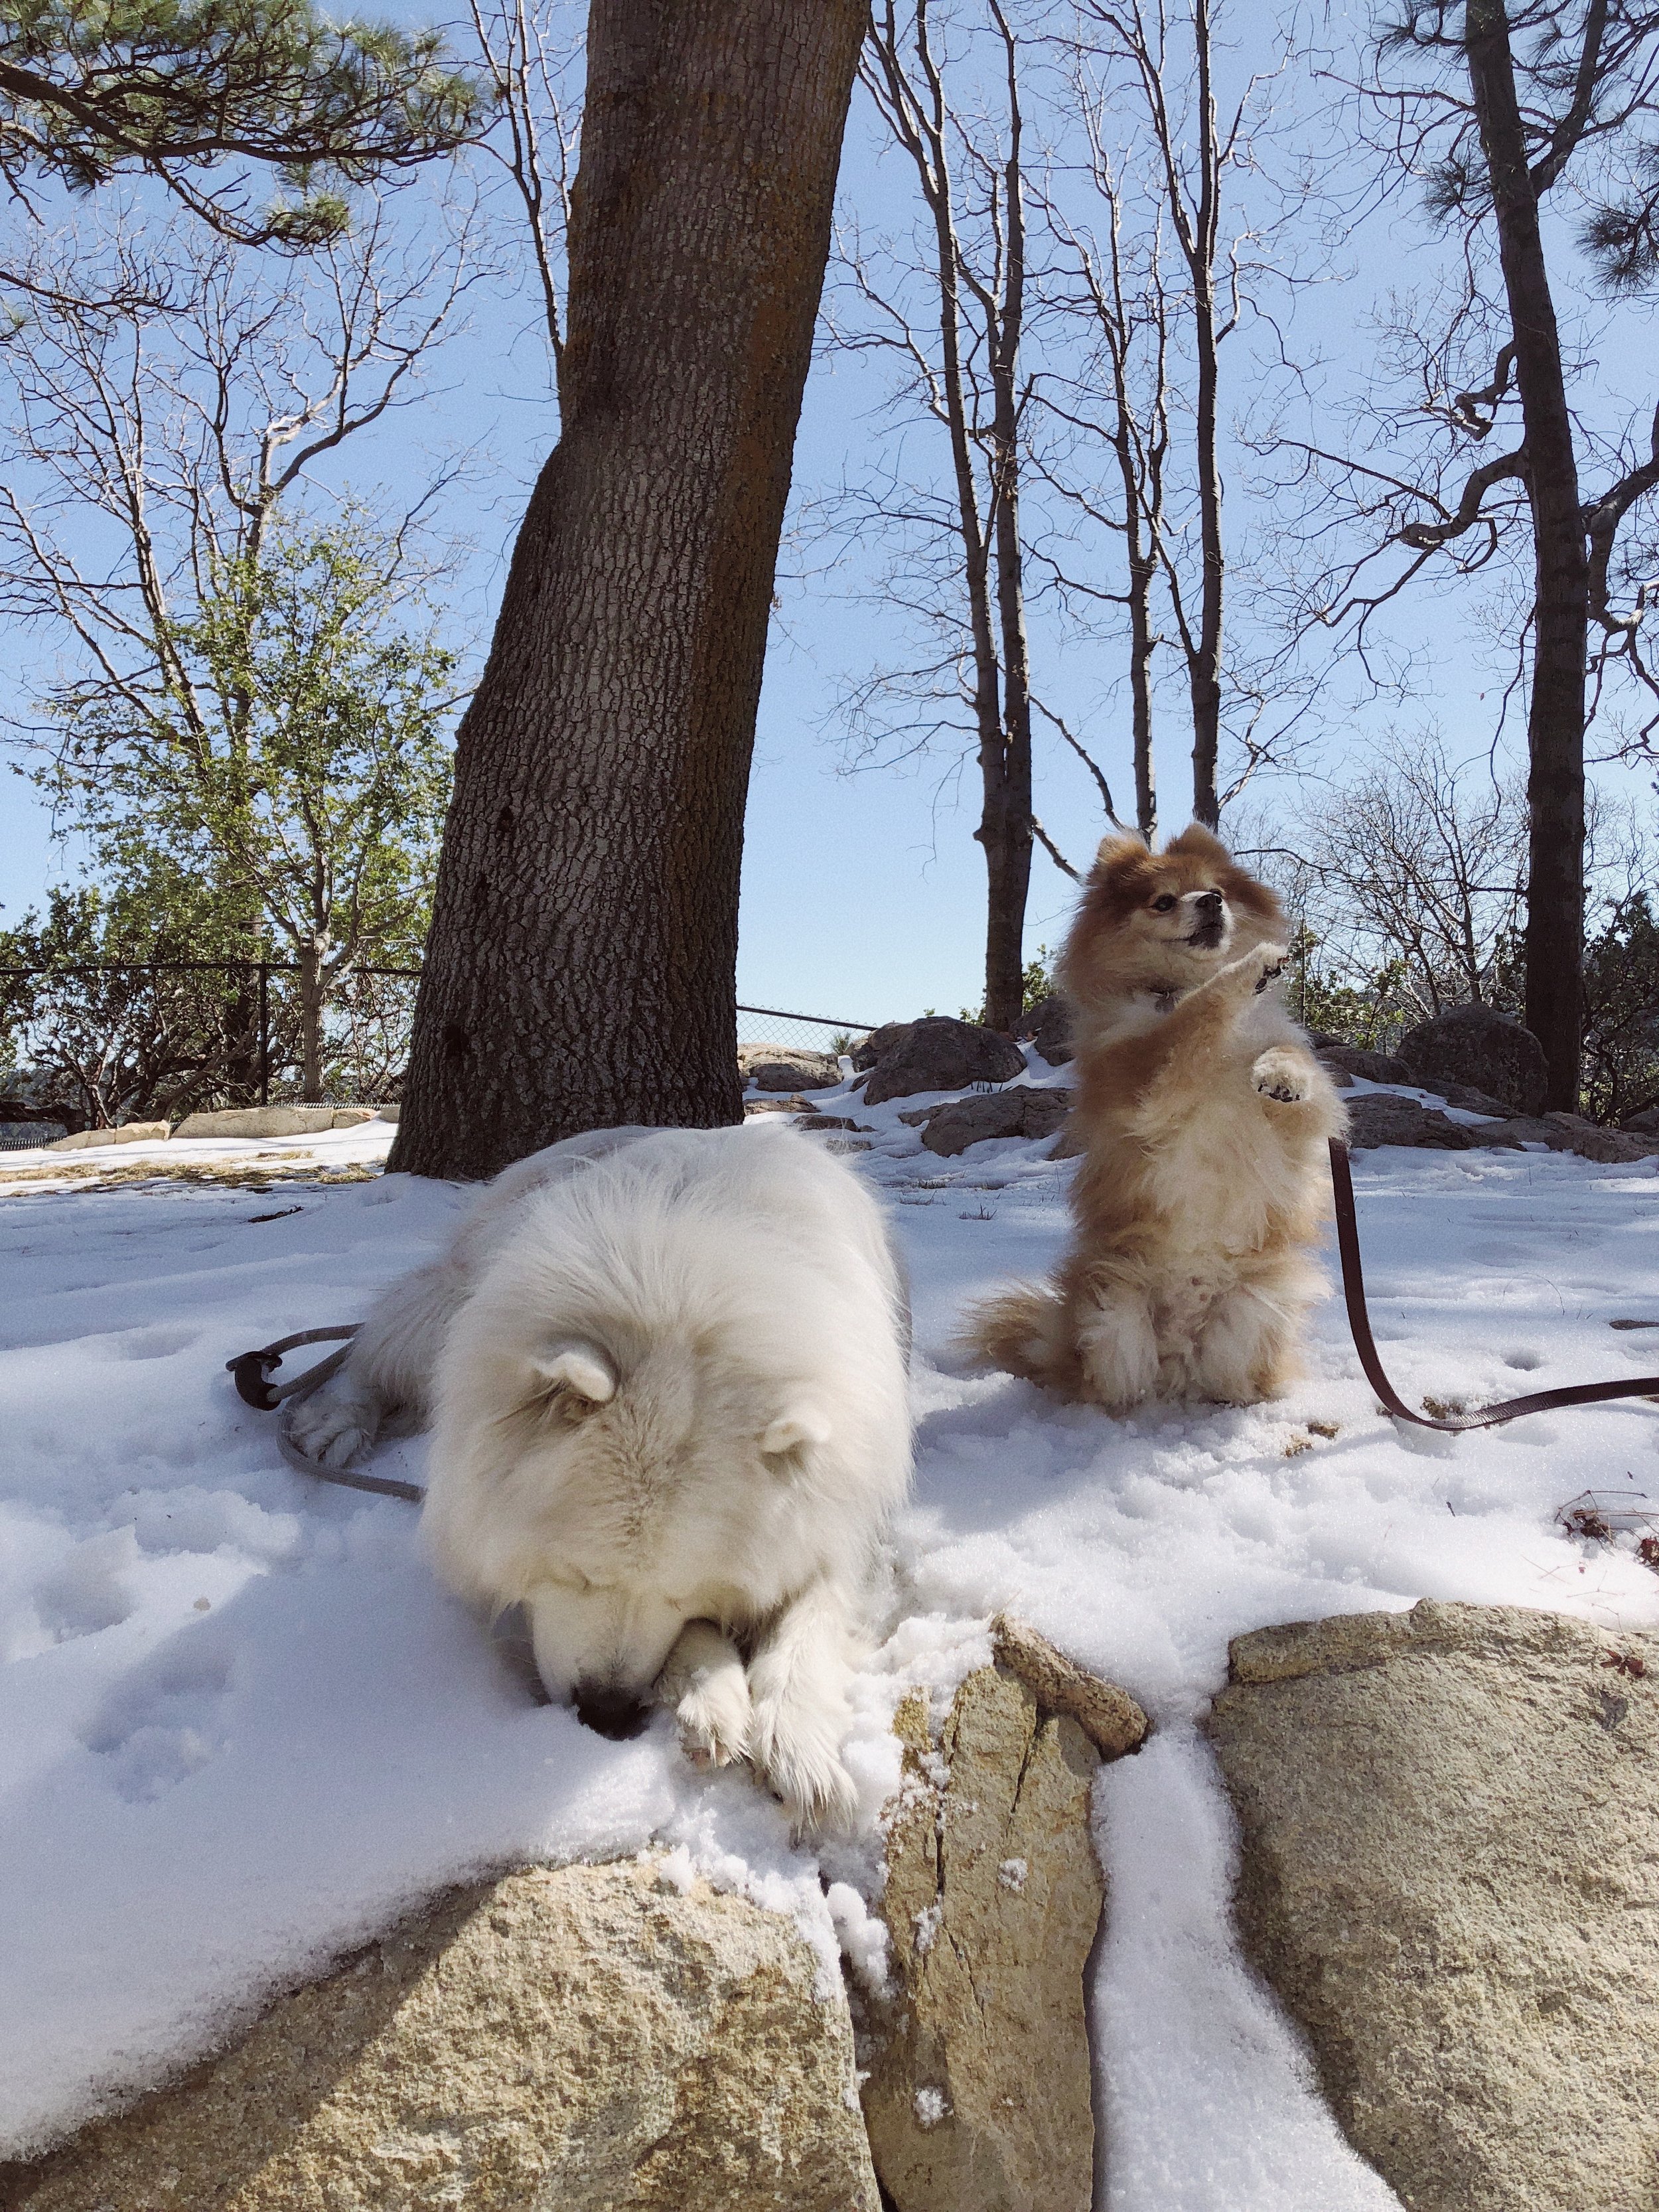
left=0, top=4, right=1650, bottom=1023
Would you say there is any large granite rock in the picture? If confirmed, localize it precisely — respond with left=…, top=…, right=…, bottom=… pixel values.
left=172, top=1106, right=373, bottom=1140
left=1205, top=1601, right=1659, bottom=2212
left=1396, top=1005, right=1548, bottom=1116
left=1317, top=1044, right=1411, bottom=1087
left=860, top=1018, right=1026, bottom=1106
left=1344, top=1094, right=1477, bottom=1150
left=5, top=1858, right=880, bottom=2212
left=737, top=1045, right=841, bottom=1092
left=1015, top=995, right=1074, bottom=1067
left=899, top=1085, right=1074, bottom=1157
left=860, top=1624, right=1147, bottom=2212
left=43, top=1120, right=170, bottom=1151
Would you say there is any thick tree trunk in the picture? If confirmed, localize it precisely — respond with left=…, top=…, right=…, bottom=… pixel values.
left=1465, top=0, right=1587, bottom=1108
left=391, top=0, right=865, bottom=1179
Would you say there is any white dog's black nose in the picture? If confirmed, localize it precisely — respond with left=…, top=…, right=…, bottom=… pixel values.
left=573, top=1683, right=651, bottom=1740
left=1195, top=889, right=1223, bottom=913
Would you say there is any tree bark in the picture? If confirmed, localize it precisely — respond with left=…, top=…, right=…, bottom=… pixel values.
left=1465, top=0, right=1587, bottom=1108
left=391, top=0, right=865, bottom=1179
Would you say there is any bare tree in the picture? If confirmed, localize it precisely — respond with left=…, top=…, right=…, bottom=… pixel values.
left=0, top=193, right=484, bottom=1093
left=1273, top=0, right=1659, bottom=1107
left=392, top=0, right=867, bottom=1180
left=1066, top=0, right=1262, bottom=826
left=467, top=0, right=583, bottom=400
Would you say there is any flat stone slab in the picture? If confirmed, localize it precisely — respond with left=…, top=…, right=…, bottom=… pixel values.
left=1205, top=1600, right=1659, bottom=2212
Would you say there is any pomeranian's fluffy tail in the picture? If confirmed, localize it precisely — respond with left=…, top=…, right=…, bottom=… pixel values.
left=961, top=1281, right=1077, bottom=1390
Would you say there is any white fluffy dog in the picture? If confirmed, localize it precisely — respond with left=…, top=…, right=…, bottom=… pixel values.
left=288, top=1124, right=912, bottom=1828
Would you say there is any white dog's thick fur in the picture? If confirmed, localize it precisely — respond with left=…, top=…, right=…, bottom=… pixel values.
left=287, top=1124, right=912, bottom=1828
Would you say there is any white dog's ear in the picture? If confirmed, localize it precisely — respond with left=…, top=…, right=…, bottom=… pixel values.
left=528, top=1339, right=618, bottom=1407
left=762, top=1404, right=832, bottom=1457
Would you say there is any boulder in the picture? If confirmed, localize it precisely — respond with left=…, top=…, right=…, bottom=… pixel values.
left=1316, top=1044, right=1411, bottom=1087
left=851, top=1021, right=918, bottom=1074
left=1435, top=1080, right=1517, bottom=1117
left=5, top=1857, right=879, bottom=2212
left=43, top=1121, right=170, bottom=1153
left=1205, top=1600, right=1659, bottom=2212
left=861, top=1018, right=1026, bottom=1106
left=900, top=1086, right=1074, bottom=1157
left=796, top=1114, right=872, bottom=1132
left=1344, top=1094, right=1475, bottom=1150
left=1396, top=1004, right=1548, bottom=1115
left=172, top=1106, right=372, bottom=1140
left=1621, top=1104, right=1659, bottom=1135
left=737, top=1045, right=841, bottom=1093
left=1014, top=995, right=1074, bottom=1067
left=861, top=1628, right=1144, bottom=2212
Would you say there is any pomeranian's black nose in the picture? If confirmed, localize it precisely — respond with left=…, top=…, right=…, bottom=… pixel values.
left=1196, top=888, right=1223, bottom=912
left=573, top=1683, right=650, bottom=1740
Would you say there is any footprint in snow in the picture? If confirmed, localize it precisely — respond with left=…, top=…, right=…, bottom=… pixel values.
left=80, top=1628, right=236, bottom=1803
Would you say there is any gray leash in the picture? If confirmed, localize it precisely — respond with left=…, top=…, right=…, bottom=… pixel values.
left=226, top=1325, right=426, bottom=1504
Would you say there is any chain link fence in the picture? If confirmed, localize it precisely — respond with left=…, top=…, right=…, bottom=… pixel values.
left=0, top=966, right=875, bottom=1147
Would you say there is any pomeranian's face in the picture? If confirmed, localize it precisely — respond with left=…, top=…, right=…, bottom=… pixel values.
left=1058, top=824, right=1285, bottom=1005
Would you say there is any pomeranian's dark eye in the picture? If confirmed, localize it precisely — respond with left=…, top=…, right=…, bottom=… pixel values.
left=1151, top=893, right=1178, bottom=913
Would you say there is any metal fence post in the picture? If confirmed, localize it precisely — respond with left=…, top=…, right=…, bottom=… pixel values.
left=258, top=961, right=269, bottom=1106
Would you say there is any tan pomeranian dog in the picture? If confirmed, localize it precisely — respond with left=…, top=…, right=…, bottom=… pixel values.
left=970, top=824, right=1345, bottom=1409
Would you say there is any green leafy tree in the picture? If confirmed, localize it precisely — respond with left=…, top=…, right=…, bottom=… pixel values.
left=0, top=878, right=254, bottom=1126
left=0, top=0, right=482, bottom=256
left=38, top=513, right=457, bottom=1098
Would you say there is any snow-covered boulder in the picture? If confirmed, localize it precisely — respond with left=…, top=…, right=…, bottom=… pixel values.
left=1345, top=1094, right=1479, bottom=1149
left=899, top=1084, right=1075, bottom=1157
left=859, top=1018, right=1026, bottom=1106
left=1316, top=1043, right=1411, bottom=1087
left=1396, top=1005, right=1548, bottom=1116
left=1206, top=1601, right=1659, bottom=2212
left=860, top=1625, right=1146, bottom=2212
left=1015, top=994, right=1074, bottom=1067
left=6, top=1857, right=880, bottom=2212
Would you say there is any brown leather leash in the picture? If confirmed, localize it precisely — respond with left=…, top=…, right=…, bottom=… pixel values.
left=1329, top=1136, right=1659, bottom=1430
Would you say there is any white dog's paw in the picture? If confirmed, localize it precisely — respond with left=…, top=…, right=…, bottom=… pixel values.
left=286, top=1388, right=380, bottom=1469
left=675, top=1668, right=754, bottom=1771
left=751, top=1694, right=859, bottom=1835
left=1252, top=1047, right=1310, bottom=1104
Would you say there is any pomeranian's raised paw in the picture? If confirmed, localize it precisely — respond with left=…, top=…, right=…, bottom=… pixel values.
left=1252, top=1047, right=1310, bottom=1104
left=1250, top=943, right=1290, bottom=994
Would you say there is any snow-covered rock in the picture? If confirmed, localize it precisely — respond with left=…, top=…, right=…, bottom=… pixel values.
left=859, top=1018, right=1026, bottom=1105
left=861, top=1643, right=1138, bottom=2212
left=7, top=1856, right=879, bottom=2212
left=899, top=1084, right=1074, bottom=1157
left=1206, top=1601, right=1659, bottom=2212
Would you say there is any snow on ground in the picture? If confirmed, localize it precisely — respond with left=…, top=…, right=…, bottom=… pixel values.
left=4, top=1072, right=1659, bottom=2207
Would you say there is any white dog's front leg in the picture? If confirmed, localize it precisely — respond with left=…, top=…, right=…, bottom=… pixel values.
left=657, top=1620, right=753, bottom=1770
left=747, top=1581, right=861, bottom=1834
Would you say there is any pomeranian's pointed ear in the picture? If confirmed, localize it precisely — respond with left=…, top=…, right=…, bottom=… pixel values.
left=1093, top=830, right=1149, bottom=873
left=762, top=1404, right=832, bottom=1457
left=529, top=1340, right=617, bottom=1406
left=1165, top=823, right=1231, bottom=863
